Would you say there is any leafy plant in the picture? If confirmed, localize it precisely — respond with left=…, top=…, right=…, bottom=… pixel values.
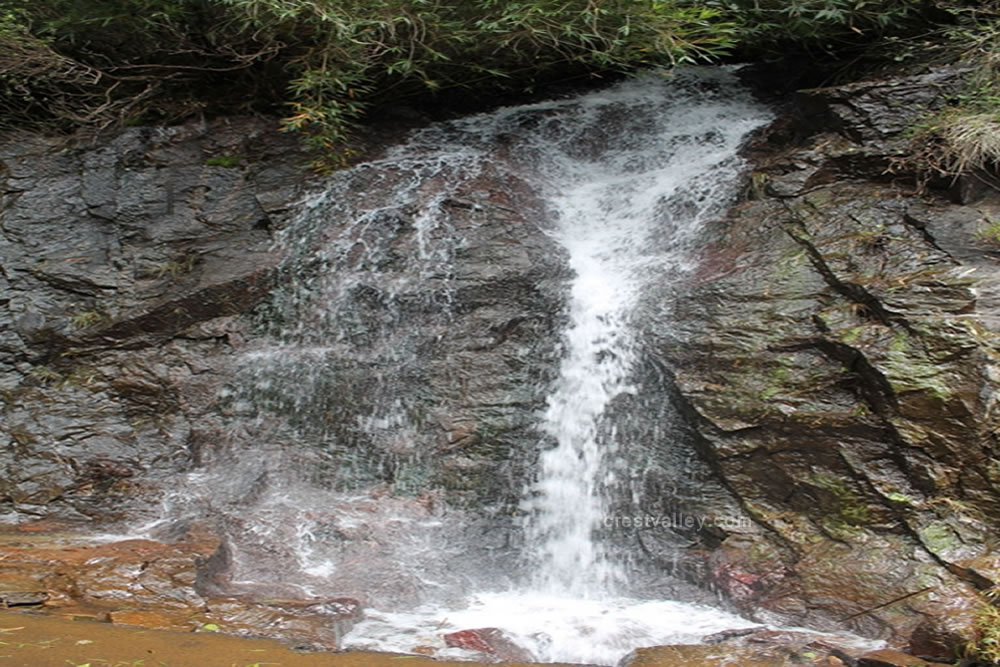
left=978, top=219, right=1000, bottom=245
left=1, top=0, right=997, bottom=165
left=218, top=0, right=737, bottom=152
left=707, top=0, right=928, bottom=58
left=0, top=0, right=736, bottom=154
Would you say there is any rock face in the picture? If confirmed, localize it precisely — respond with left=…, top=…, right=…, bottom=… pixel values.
left=4, top=65, right=1000, bottom=659
left=0, top=110, right=568, bottom=611
left=655, top=67, right=1000, bottom=654
left=443, top=627, right=536, bottom=662
left=0, top=118, right=310, bottom=520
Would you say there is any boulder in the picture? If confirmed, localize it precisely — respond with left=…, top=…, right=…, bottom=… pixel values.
left=856, top=648, right=934, bottom=666
left=619, top=644, right=835, bottom=666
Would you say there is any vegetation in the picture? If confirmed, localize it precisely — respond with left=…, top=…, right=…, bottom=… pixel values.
left=0, top=0, right=998, bottom=171
left=710, top=0, right=941, bottom=61
left=892, top=2, right=1000, bottom=188
left=204, top=154, right=242, bottom=168
left=969, top=588, right=1000, bottom=665
left=0, top=0, right=733, bottom=152
left=70, top=309, right=110, bottom=329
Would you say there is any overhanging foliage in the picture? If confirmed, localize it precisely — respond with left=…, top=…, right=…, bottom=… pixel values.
left=0, top=0, right=997, bottom=167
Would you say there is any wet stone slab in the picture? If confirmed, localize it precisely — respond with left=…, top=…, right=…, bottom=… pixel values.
left=0, top=521, right=361, bottom=651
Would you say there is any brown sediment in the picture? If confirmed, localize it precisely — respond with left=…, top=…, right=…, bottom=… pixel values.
left=0, top=610, right=580, bottom=667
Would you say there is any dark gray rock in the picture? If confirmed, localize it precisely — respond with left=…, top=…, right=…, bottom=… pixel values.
left=0, top=117, right=310, bottom=519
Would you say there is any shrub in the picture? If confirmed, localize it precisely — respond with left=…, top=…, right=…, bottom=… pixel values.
left=969, top=590, right=1000, bottom=665
left=890, top=2, right=1000, bottom=187
left=706, top=0, right=929, bottom=59
left=2, top=0, right=997, bottom=166
left=0, top=0, right=735, bottom=150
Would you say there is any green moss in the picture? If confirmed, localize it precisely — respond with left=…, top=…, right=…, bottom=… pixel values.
left=840, top=326, right=864, bottom=344
left=977, top=219, right=1000, bottom=246
left=889, top=331, right=908, bottom=354
left=769, top=247, right=809, bottom=289
left=760, top=386, right=780, bottom=400
left=879, top=331, right=954, bottom=401
left=808, top=471, right=872, bottom=527
left=802, top=188, right=833, bottom=208
left=205, top=155, right=242, bottom=168
left=919, top=521, right=958, bottom=554
left=884, top=491, right=916, bottom=505
left=754, top=357, right=800, bottom=404
left=819, top=515, right=869, bottom=541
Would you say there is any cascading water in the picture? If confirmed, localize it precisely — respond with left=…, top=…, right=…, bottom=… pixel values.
left=151, top=67, right=778, bottom=664
left=521, top=69, right=772, bottom=598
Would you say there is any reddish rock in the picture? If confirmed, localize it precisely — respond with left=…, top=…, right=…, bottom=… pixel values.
left=0, top=524, right=363, bottom=651
left=204, top=596, right=363, bottom=649
left=443, top=627, right=535, bottom=662
left=857, top=648, right=933, bottom=666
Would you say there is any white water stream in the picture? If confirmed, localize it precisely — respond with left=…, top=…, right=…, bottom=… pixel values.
left=522, top=69, right=771, bottom=598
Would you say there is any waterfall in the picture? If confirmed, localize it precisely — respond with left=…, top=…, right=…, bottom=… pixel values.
left=518, top=68, right=774, bottom=598
left=151, top=67, right=774, bottom=665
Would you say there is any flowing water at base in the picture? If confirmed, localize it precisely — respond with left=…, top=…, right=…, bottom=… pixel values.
left=346, top=592, right=756, bottom=664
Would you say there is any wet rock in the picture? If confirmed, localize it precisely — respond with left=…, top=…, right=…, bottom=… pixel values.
left=443, top=627, right=536, bottom=662
left=0, top=591, right=48, bottom=607
left=619, top=644, right=829, bottom=666
left=796, top=67, right=969, bottom=142
left=0, top=523, right=360, bottom=650
left=176, top=129, right=572, bottom=610
left=656, top=64, right=1000, bottom=653
left=198, top=596, right=363, bottom=650
left=856, top=649, right=933, bottom=666
left=700, top=626, right=890, bottom=667
left=906, top=593, right=980, bottom=662
left=3, top=65, right=998, bottom=661
left=0, top=116, right=309, bottom=520
left=701, top=627, right=761, bottom=644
